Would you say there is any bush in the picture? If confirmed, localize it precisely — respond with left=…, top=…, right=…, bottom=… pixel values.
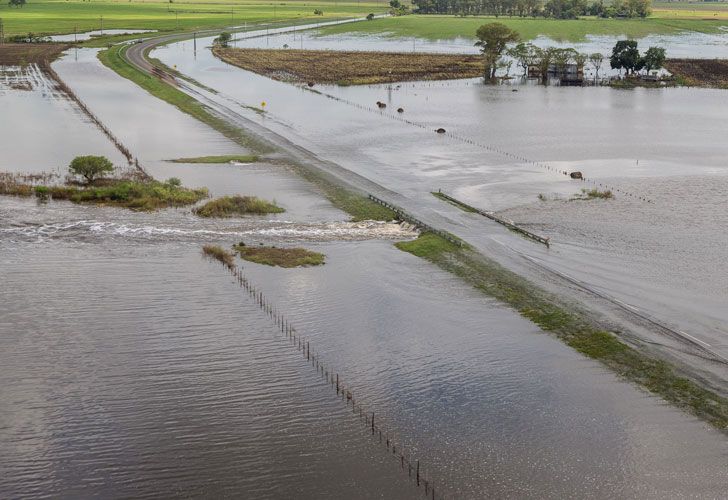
left=193, top=195, right=284, bottom=218
left=69, top=155, right=114, bottom=184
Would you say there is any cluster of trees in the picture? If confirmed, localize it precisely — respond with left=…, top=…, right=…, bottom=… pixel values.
left=475, top=23, right=666, bottom=83
left=214, top=32, right=232, bottom=48
left=388, top=0, right=411, bottom=16
left=412, top=0, right=650, bottom=18
left=8, top=0, right=27, bottom=7
left=610, top=40, right=665, bottom=74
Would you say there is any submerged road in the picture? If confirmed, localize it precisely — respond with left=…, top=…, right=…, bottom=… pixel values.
left=117, top=22, right=728, bottom=395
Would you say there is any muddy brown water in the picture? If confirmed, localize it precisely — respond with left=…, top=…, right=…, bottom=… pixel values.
left=1, top=38, right=728, bottom=498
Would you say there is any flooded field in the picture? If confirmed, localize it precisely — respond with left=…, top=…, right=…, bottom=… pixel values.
left=2, top=25, right=728, bottom=498
left=2, top=196, right=727, bottom=498
left=151, top=31, right=728, bottom=364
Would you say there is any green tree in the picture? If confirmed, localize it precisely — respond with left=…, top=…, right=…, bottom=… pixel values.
left=610, top=40, right=643, bottom=75
left=533, top=46, right=556, bottom=84
left=641, top=46, right=666, bottom=73
left=214, top=32, right=232, bottom=47
left=475, top=23, right=520, bottom=80
left=366, top=13, right=375, bottom=20
left=507, top=42, right=538, bottom=77
left=69, top=156, right=114, bottom=184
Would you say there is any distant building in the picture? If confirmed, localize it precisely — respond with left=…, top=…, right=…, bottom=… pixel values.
left=528, top=62, right=584, bottom=85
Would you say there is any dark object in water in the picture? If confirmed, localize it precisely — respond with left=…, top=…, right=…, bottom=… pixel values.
left=570, top=171, right=583, bottom=179
left=307, top=81, right=315, bottom=87
left=397, top=107, right=404, bottom=113
left=376, top=101, right=386, bottom=109
left=512, top=88, right=518, bottom=92
left=436, top=128, right=446, bottom=134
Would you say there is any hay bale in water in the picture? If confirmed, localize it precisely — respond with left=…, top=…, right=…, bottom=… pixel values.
left=570, top=171, right=583, bottom=179
left=435, top=128, right=446, bottom=134
left=397, top=107, right=404, bottom=113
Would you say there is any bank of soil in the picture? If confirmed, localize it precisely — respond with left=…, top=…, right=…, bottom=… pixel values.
left=212, top=47, right=484, bottom=85
left=0, top=43, right=71, bottom=65
left=665, top=58, right=728, bottom=88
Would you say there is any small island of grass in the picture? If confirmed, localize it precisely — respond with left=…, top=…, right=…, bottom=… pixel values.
left=233, top=243, right=325, bottom=268
left=168, top=155, right=260, bottom=164
left=193, top=195, right=284, bottom=218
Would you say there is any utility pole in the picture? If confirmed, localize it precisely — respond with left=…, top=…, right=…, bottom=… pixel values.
left=175, top=10, right=178, bottom=30
left=100, top=16, right=103, bottom=35
left=0, top=18, right=4, bottom=45
left=74, top=25, right=77, bottom=44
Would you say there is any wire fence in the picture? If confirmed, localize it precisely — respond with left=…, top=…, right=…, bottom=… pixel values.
left=205, top=254, right=450, bottom=500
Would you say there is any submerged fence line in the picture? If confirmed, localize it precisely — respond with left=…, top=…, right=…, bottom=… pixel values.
left=302, top=85, right=653, bottom=204
left=205, top=254, right=449, bottom=500
left=40, top=61, right=151, bottom=180
left=435, top=190, right=550, bottom=247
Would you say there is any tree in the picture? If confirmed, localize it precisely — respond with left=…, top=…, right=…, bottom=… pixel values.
left=506, top=42, right=537, bottom=77
left=589, top=52, right=604, bottom=81
left=533, top=46, right=556, bottom=84
left=610, top=40, right=643, bottom=75
left=69, top=156, right=114, bottom=184
left=366, top=13, right=375, bottom=20
left=214, top=32, right=232, bottom=47
left=9, top=0, right=27, bottom=7
left=641, top=46, right=666, bottom=73
left=475, top=23, right=520, bottom=80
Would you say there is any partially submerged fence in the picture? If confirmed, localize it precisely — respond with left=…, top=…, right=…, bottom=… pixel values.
left=40, top=61, right=151, bottom=179
left=206, top=255, right=449, bottom=500
left=435, top=190, right=550, bottom=247
left=304, top=85, right=653, bottom=204
left=368, top=194, right=463, bottom=247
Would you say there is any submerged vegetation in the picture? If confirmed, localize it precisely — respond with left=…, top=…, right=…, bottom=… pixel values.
left=0, top=171, right=208, bottom=211
left=233, top=243, right=325, bottom=267
left=396, top=232, right=728, bottom=431
left=193, top=195, right=284, bottom=218
left=572, top=187, right=614, bottom=200
left=202, top=244, right=237, bottom=270
left=212, top=47, right=484, bottom=85
left=168, top=155, right=260, bottom=164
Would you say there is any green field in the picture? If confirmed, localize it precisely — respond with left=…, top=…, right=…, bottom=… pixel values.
left=0, top=0, right=384, bottom=38
left=318, top=13, right=728, bottom=42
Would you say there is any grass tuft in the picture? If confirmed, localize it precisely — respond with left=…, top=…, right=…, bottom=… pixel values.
left=233, top=244, right=325, bottom=267
left=202, top=244, right=237, bottom=270
left=193, top=195, right=284, bottom=218
left=168, top=155, right=260, bottom=164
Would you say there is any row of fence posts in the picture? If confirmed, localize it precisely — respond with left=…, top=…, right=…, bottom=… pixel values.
left=40, top=60, right=151, bottom=180
left=302, top=85, right=653, bottom=204
left=436, top=190, right=550, bottom=247
left=367, top=194, right=463, bottom=248
left=207, top=256, right=447, bottom=500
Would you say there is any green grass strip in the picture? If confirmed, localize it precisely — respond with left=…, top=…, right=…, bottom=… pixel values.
left=168, top=155, right=260, bottom=164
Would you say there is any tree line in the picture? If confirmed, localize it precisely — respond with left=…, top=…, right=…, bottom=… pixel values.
left=412, top=0, right=651, bottom=19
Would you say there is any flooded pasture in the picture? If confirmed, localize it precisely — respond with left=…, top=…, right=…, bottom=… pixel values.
left=2, top=25, right=728, bottom=498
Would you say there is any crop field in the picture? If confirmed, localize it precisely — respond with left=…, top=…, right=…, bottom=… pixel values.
left=213, top=47, right=484, bottom=84
left=0, top=0, right=384, bottom=38
left=317, top=13, right=728, bottom=42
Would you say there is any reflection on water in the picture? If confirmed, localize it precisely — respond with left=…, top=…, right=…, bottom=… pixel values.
left=1, top=234, right=727, bottom=498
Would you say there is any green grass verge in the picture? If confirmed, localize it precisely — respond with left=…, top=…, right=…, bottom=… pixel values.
left=233, top=244, right=325, bottom=267
left=396, top=232, right=728, bottom=432
left=202, top=244, right=237, bottom=270
left=193, top=195, right=284, bottom=217
left=317, top=14, right=727, bottom=42
left=168, top=154, right=260, bottom=164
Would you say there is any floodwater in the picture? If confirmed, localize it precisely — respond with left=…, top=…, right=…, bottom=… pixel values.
left=2, top=31, right=728, bottom=497
left=153, top=31, right=728, bottom=363
left=1, top=194, right=727, bottom=498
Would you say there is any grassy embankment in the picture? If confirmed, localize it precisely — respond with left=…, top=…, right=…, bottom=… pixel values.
left=318, top=10, right=728, bottom=42
left=99, top=42, right=395, bottom=222
left=168, top=155, right=260, bottom=164
left=396, top=232, right=728, bottom=431
left=0, top=172, right=208, bottom=211
left=233, top=243, right=325, bottom=267
left=0, top=0, right=382, bottom=39
left=213, top=47, right=483, bottom=85
left=194, top=195, right=284, bottom=217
